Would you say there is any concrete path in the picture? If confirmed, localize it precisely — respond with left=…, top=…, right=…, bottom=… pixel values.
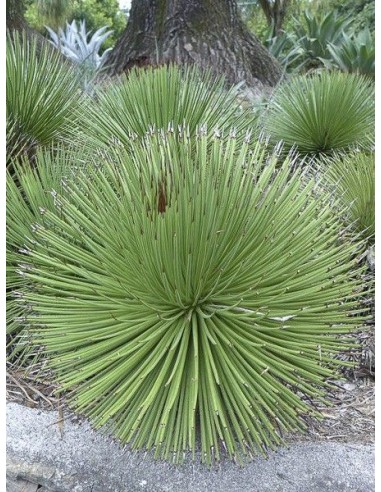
left=6, top=402, right=374, bottom=492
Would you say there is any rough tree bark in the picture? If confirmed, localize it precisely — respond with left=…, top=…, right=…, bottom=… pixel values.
left=6, top=0, right=47, bottom=49
left=107, top=0, right=283, bottom=94
left=258, top=0, right=291, bottom=36
left=7, top=0, right=29, bottom=32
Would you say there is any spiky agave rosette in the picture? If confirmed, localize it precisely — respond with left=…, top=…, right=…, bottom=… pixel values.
left=21, top=132, right=367, bottom=464
left=80, top=64, right=257, bottom=150
left=264, top=71, right=374, bottom=157
left=7, top=144, right=93, bottom=365
left=324, top=152, right=375, bottom=244
left=6, top=32, right=81, bottom=163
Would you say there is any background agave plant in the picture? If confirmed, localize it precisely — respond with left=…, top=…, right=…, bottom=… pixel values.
left=324, top=152, right=375, bottom=243
left=325, top=28, right=375, bottom=79
left=264, top=70, right=374, bottom=157
left=6, top=31, right=81, bottom=164
left=80, top=64, right=256, bottom=148
left=19, top=132, right=367, bottom=464
left=293, top=10, right=354, bottom=68
left=262, top=28, right=305, bottom=73
left=46, top=20, right=113, bottom=69
left=46, top=20, right=113, bottom=93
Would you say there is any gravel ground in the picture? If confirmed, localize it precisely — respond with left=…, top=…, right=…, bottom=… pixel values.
left=6, top=325, right=375, bottom=492
left=6, top=402, right=374, bottom=492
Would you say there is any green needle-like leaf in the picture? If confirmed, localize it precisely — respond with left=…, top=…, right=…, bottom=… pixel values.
left=6, top=144, right=90, bottom=364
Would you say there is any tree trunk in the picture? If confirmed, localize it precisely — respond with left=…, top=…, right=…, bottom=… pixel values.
left=107, top=0, right=282, bottom=94
left=6, top=0, right=47, bottom=49
left=258, top=0, right=290, bottom=36
left=272, top=0, right=290, bottom=35
left=7, top=0, right=28, bottom=32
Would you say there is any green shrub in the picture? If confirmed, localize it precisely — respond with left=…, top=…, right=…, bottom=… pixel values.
left=81, top=64, right=256, bottom=148
left=34, top=0, right=71, bottom=30
left=325, top=152, right=374, bottom=243
left=6, top=31, right=81, bottom=163
left=242, top=3, right=270, bottom=41
left=264, top=71, right=374, bottom=156
left=19, top=133, right=367, bottom=464
left=330, top=0, right=375, bottom=34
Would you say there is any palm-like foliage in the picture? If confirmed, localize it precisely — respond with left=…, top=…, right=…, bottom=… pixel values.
left=6, top=31, right=80, bottom=163
left=264, top=71, right=374, bottom=156
left=325, top=152, right=375, bottom=243
left=19, top=133, right=367, bottom=464
left=81, top=64, right=256, bottom=148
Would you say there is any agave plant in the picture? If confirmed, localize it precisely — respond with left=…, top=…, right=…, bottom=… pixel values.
left=45, top=20, right=113, bottom=92
left=6, top=31, right=81, bottom=163
left=325, top=29, right=375, bottom=79
left=324, top=152, right=375, bottom=243
left=6, top=144, right=90, bottom=363
left=264, top=71, right=374, bottom=156
left=81, top=64, right=256, bottom=149
left=293, top=10, right=354, bottom=68
left=46, top=20, right=113, bottom=69
left=18, top=132, right=367, bottom=464
left=262, top=27, right=305, bottom=73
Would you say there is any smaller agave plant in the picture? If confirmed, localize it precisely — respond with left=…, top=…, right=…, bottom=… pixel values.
left=6, top=31, right=80, bottom=163
left=324, top=152, right=375, bottom=244
left=81, top=64, right=256, bottom=149
left=262, top=26, right=305, bottom=72
left=46, top=20, right=113, bottom=71
left=264, top=70, right=374, bottom=157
